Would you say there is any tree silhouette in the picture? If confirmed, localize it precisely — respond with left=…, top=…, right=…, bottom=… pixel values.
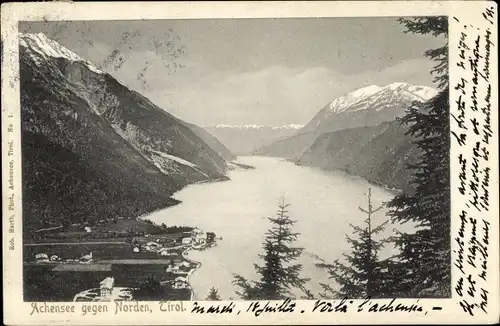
left=386, top=17, right=450, bottom=297
left=319, top=188, right=390, bottom=298
left=205, top=287, right=222, bottom=301
left=233, top=198, right=310, bottom=300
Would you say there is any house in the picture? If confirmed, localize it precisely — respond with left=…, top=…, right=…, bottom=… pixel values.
left=180, top=261, right=190, bottom=268
left=80, top=253, right=93, bottom=264
left=132, top=247, right=140, bottom=253
left=171, top=277, right=189, bottom=289
left=35, top=253, right=49, bottom=262
left=158, top=248, right=170, bottom=256
left=84, top=227, right=92, bottom=233
left=100, top=277, right=115, bottom=299
left=181, top=237, right=192, bottom=245
left=50, top=255, right=59, bottom=261
left=146, top=241, right=161, bottom=248
left=166, top=265, right=183, bottom=274
left=192, top=228, right=206, bottom=244
left=166, top=265, right=177, bottom=273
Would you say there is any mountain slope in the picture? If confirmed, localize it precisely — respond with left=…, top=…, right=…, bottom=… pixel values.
left=296, top=120, right=419, bottom=192
left=21, top=33, right=229, bottom=179
left=254, top=82, right=436, bottom=159
left=184, top=123, right=236, bottom=161
left=20, top=33, right=229, bottom=232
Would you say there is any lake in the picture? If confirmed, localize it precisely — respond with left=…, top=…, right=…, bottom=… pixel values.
left=148, top=156, right=410, bottom=300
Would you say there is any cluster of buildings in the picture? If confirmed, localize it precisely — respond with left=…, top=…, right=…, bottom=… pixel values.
left=48, top=227, right=213, bottom=301
left=132, top=228, right=209, bottom=255
left=171, top=276, right=189, bottom=290
left=132, top=241, right=172, bottom=255
left=34, top=252, right=93, bottom=264
left=189, top=228, right=209, bottom=249
left=166, top=260, right=195, bottom=274
left=73, top=277, right=133, bottom=302
left=72, top=274, right=191, bottom=302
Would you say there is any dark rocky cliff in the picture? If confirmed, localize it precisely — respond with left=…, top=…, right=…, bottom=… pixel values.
left=20, top=33, right=229, bottom=232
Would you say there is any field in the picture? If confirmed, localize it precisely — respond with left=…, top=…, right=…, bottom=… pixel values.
left=28, top=218, right=193, bottom=244
left=24, top=262, right=191, bottom=302
left=52, top=264, right=113, bottom=272
left=24, top=243, right=132, bottom=261
left=24, top=217, right=196, bottom=301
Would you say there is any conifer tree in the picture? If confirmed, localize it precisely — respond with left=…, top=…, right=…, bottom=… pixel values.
left=233, top=198, right=310, bottom=300
left=205, top=287, right=222, bottom=301
left=319, top=188, right=389, bottom=298
left=386, top=17, right=450, bottom=297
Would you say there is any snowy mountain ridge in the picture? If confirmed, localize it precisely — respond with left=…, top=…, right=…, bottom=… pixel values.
left=214, top=124, right=304, bottom=130
left=20, top=32, right=231, bottom=190
left=20, top=33, right=103, bottom=74
left=326, top=82, right=438, bottom=115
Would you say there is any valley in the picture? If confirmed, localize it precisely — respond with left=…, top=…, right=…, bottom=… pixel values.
left=253, top=82, right=437, bottom=191
left=19, top=24, right=446, bottom=302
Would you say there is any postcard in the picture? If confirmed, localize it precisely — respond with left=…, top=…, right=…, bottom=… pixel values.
left=1, top=1, right=498, bottom=325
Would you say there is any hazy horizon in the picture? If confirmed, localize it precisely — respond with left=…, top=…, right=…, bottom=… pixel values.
left=20, top=18, right=446, bottom=127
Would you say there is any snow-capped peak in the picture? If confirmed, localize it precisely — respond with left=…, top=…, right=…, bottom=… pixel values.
left=215, top=124, right=264, bottom=129
left=327, top=82, right=438, bottom=114
left=214, top=124, right=304, bottom=130
left=386, top=82, right=409, bottom=90
left=272, top=124, right=304, bottom=130
left=349, top=85, right=384, bottom=98
left=19, top=33, right=103, bottom=74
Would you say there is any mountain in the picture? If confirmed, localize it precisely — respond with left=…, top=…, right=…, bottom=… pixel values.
left=302, top=82, right=437, bottom=134
left=205, top=124, right=303, bottom=155
left=296, top=120, right=419, bottom=192
left=184, top=123, right=236, bottom=161
left=20, top=33, right=229, bottom=232
left=254, top=82, right=437, bottom=159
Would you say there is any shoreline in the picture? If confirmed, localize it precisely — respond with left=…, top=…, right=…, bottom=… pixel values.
left=181, top=246, right=202, bottom=301
left=288, top=158, right=403, bottom=195
left=181, top=242, right=218, bottom=301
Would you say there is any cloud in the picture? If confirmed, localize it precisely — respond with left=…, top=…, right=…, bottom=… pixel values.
left=22, top=19, right=444, bottom=126
left=87, top=45, right=437, bottom=126
left=135, top=57, right=437, bottom=126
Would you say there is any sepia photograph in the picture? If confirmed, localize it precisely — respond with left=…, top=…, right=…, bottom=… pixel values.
left=1, top=1, right=498, bottom=325
left=19, top=16, right=450, bottom=302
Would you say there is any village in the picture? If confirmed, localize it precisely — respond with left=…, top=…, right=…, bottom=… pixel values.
left=24, top=218, right=218, bottom=302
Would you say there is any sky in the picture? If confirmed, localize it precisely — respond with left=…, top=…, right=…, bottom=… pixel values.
left=20, top=18, right=446, bottom=127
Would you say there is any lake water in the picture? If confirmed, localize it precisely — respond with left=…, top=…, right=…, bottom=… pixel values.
left=148, top=156, right=410, bottom=300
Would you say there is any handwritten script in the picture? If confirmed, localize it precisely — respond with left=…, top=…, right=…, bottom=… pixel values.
left=451, top=5, right=495, bottom=316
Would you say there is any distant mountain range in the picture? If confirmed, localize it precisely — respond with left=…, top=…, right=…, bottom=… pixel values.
left=254, top=81, right=437, bottom=190
left=20, top=33, right=234, bottom=232
left=205, top=124, right=303, bottom=155
left=254, top=82, right=436, bottom=158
